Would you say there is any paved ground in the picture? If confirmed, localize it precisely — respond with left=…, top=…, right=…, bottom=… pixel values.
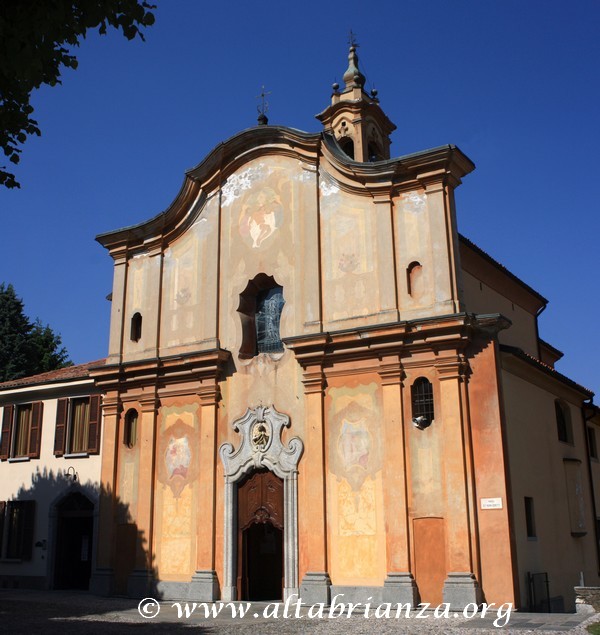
left=0, top=589, right=598, bottom=634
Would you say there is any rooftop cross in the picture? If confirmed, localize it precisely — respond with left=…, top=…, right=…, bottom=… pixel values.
left=256, top=85, right=271, bottom=125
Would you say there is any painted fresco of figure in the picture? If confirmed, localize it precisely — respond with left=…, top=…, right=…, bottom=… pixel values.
left=238, top=187, right=283, bottom=248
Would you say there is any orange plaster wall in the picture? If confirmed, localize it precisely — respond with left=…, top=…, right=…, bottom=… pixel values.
left=467, top=339, right=517, bottom=606
left=324, top=373, right=386, bottom=586
left=152, top=398, right=201, bottom=581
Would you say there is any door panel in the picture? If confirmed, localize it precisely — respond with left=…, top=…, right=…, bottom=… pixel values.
left=414, top=517, right=446, bottom=604
left=237, top=469, right=284, bottom=600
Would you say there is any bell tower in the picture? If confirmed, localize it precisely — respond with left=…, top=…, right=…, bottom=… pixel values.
left=316, top=38, right=396, bottom=162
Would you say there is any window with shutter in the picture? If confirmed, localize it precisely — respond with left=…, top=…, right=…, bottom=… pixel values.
left=0, top=501, right=5, bottom=558
left=0, top=405, right=14, bottom=460
left=54, top=395, right=102, bottom=457
left=54, top=398, right=68, bottom=456
left=0, top=402, right=43, bottom=460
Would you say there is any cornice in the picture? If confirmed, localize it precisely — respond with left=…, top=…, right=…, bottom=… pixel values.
left=89, top=349, right=231, bottom=394
left=95, top=125, right=475, bottom=255
left=284, top=313, right=506, bottom=369
left=320, top=135, right=475, bottom=196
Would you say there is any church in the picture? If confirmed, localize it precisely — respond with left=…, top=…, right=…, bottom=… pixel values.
left=0, top=44, right=598, bottom=612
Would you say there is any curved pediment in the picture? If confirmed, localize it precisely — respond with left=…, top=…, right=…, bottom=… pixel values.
left=96, top=126, right=321, bottom=255
left=96, top=124, right=475, bottom=256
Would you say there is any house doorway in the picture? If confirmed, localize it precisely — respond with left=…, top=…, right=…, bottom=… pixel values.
left=54, top=492, right=94, bottom=589
left=237, top=469, right=283, bottom=600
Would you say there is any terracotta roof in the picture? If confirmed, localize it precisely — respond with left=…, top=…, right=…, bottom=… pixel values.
left=500, top=345, right=593, bottom=398
left=0, top=359, right=106, bottom=391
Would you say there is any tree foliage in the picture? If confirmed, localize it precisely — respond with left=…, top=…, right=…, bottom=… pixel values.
left=0, top=0, right=155, bottom=188
left=0, top=283, right=71, bottom=382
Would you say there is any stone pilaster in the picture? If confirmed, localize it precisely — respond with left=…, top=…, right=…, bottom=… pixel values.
left=299, top=363, right=331, bottom=605
left=127, top=394, right=158, bottom=597
left=379, top=357, right=418, bottom=605
left=89, top=394, right=120, bottom=595
left=436, top=356, right=482, bottom=608
left=190, top=381, right=221, bottom=601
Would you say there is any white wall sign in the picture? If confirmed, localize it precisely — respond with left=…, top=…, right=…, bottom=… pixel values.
left=481, top=498, right=503, bottom=510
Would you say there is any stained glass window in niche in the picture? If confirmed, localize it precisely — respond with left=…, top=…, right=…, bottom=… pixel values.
left=255, top=286, right=284, bottom=354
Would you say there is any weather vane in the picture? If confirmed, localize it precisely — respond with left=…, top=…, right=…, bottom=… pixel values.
left=348, top=29, right=359, bottom=48
left=257, top=85, right=271, bottom=117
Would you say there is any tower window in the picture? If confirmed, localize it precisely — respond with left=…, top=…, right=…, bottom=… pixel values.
left=130, top=312, right=142, bottom=342
left=238, top=274, right=285, bottom=359
left=368, top=142, right=383, bottom=162
left=411, top=377, right=434, bottom=429
left=339, top=137, right=354, bottom=160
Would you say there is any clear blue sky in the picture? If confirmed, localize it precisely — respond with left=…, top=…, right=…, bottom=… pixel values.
left=1, top=0, right=599, bottom=395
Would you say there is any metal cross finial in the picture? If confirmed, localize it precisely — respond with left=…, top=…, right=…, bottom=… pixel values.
left=348, top=29, right=359, bottom=48
left=257, top=85, right=271, bottom=116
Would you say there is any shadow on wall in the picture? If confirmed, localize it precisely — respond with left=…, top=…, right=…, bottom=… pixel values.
left=2, top=467, right=160, bottom=601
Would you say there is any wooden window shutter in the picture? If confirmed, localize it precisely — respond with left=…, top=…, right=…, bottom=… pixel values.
left=28, top=402, right=44, bottom=459
left=87, top=395, right=102, bottom=454
left=20, top=500, right=35, bottom=560
left=0, top=501, right=5, bottom=557
left=54, top=398, right=68, bottom=456
left=0, top=405, right=14, bottom=460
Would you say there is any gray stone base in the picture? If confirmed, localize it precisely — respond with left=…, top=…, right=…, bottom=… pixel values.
left=300, top=571, right=331, bottom=605
left=155, top=581, right=193, bottom=600
left=383, top=572, right=419, bottom=606
left=575, top=586, right=600, bottom=613
left=330, top=586, right=382, bottom=604
left=127, top=569, right=156, bottom=599
left=189, top=570, right=220, bottom=601
left=89, top=568, right=114, bottom=596
left=443, top=572, right=482, bottom=609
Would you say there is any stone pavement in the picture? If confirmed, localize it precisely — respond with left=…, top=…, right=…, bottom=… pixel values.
left=0, top=589, right=598, bottom=634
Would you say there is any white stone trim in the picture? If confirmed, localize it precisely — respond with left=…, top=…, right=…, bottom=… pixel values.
left=219, top=405, right=303, bottom=601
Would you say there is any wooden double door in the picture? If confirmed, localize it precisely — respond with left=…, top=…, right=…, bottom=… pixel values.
left=237, top=469, right=284, bottom=600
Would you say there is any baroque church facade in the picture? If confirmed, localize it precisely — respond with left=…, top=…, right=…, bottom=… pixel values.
left=1, top=46, right=599, bottom=611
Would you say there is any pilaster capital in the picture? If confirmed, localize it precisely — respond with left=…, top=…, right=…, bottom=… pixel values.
left=138, top=395, right=160, bottom=414
left=302, top=365, right=327, bottom=395
left=377, top=357, right=405, bottom=386
left=101, top=395, right=122, bottom=418
left=198, top=381, right=221, bottom=407
left=435, top=356, right=470, bottom=382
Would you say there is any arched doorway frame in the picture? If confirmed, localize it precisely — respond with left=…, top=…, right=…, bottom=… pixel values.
left=48, top=484, right=99, bottom=590
left=219, top=405, right=303, bottom=601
